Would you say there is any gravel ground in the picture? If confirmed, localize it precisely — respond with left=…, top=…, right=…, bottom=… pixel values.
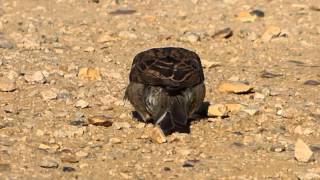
left=0, top=0, right=320, bottom=179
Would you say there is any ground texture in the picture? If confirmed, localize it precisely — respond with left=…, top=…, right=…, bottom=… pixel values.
left=0, top=0, right=320, bottom=179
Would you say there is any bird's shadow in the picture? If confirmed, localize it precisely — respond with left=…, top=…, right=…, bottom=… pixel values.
left=131, top=101, right=210, bottom=134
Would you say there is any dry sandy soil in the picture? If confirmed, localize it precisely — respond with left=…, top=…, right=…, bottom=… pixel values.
left=0, top=0, right=320, bottom=179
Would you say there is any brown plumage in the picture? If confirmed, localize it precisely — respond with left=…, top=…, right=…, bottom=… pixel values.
left=125, top=47, right=205, bottom=135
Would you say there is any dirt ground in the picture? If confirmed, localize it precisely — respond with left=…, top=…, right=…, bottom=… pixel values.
left=0, top=0, right=320, bottom=179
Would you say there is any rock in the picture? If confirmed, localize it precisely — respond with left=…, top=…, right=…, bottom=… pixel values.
left=63, top=166, right=76, bottom=172
left=109, top=138, right=122, bottom=144
left=7, top=70, right=19, bottom=80
left=297, top=173, right=320, bottom=180
left=60, top=154, right=79, bottom=163
left=201, top=60, right=221, bottom=69
left=208, top=104, right=229, bottom=117
left=0, top=79, right=16, bottom=92
left=75, top=151, right=89, bottom=158
left=75, top=100, right=89, bottom=109
left=40, top=158, right=59, bottom=168
left=78, top=67, right=102, bottom=81
left=218, top=82, right=253, bottom=94
left=113, top=122, right=131, bottom=130
left=295, top=139, right=314, bottom=162
left=236, top=11, right=257, bottom=23
left=24, top=71, right=46, bottom=84
left=242, top=107, right=260, bottom=116
left=97, top=33, right=116, bottom=43
left=88, top=115, right=113, bottom=127
left=261, top=26, right=282, bottom=42
left=149, top=127, right=167, bottom=144
left=84, top=46, right=95, bottom=52
left=254, top=93, right=266, bottom=100
left=179, top=32, right=200, bottom=43
left=304, top=80, right=320, bottom=86
left=212, top=28, right=233, bottom=39
left=225, top=103, right=246, bottom=112
left=41, top=89, right=58, bottom=100
left=118, top=31, right=137, bottom=39
left=0, top=38, right=14, bottom=49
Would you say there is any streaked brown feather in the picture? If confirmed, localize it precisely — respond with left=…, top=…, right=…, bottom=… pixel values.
left=129, top=47, right=204, bottom=91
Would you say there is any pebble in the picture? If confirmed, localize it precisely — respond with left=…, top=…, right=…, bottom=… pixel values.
left=97, top=33, right=116, bottom=43
left=78, top=67, right=102, bottom=81
left=75, top=100, right=89, bottom=108
left=109, top=138, right=122, bottom=145
left=41, top=89, right=58, bottom=100
left=0, top=79, right=16, bottom=92
left=237, top=11, right=257, bottom=23
left=225, top=103, right=246, bottom=112
left=118, top=31, right=137, bottom=39
left=261, top=26, right=282, bottom=42
left=201, top=60, right=220, bottom=69
left=242, top=107, right=260, bottom=116
left=113, top=122, right=131, bottom=130
left=40, top=158, right=59, bottom=168
left=207, top=104, right=229, bottom=117
left=24, top=71, right=46, bottom=84
left=179, top=32, right=200, bottom=43
left=60, top=154, right=79, bottom=163
left=297, top=173, right=320, bottom=180
left=63, top=166, right=76, bottom=172
left=212, top=27, right=233, bottom=39
left=149, top=127, right=167, bottom=144
left=84, top=46, right=95, bottom=52
left=88, top=115, right=113, bottom=127
left=295, top=139, right=314, bottom=163
left=304, top=80, right=320, bottom=86
left=75, top=151, right=89, bottom=158
left=218, top=81, right=253, bottom=94
left=254, top=92, right=266, bottom=100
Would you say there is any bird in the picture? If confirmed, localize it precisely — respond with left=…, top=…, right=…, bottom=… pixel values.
left=124, top=47, right=205, bottom=135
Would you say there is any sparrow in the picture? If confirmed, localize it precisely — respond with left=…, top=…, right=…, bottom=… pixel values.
left=125, top=47, right=205, bottom=135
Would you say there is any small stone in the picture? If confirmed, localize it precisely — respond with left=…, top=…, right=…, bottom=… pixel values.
left=236, top=11, right=257, bottom=22
left=297, top=173, right=320, bottom=180
left=254, top=92, right=266, bottom=100
left=78, top=67, right=102, bottom=81
left=109, top=138, right=122, bottom=144
left=218, top=82, right=253, bottom=94
left=88, top=115, right=113, bottom=127
left=113, top=122, right=131, bottom=130
left=304, top=80, right=320, bottom=86
left=208, top=104, right=229, bottom=117
left=225, top=103, right=246, bottom=112
left=41, top=89, right=58, bottom=100
left=179, top=32, right=200, bottom=43
left=201, top=60, right=220, bottom=69
left=261, top=26, right=282, bottom=42
left=40, top=158, right=59, bottom=168
left=295, top=139, right=314, bottom=163
left=25, top=71, right=46, bottom=84
left=149, top=127, right=167, bottom=144
left=75, top=151, right=89, bottom=158
left=63, top=166, right=76, bottom=172
left=97, top=33, right=116, bottom=43
left=84, top=46, right=95, bottom=52
left=242, top=107, right=260, bottom=116
left=38, top=144, right=51, bottom=150
left=60, top=154, right=79, bottom=163
left=0, top=79, right=16, bottom=92
left=75, top=100, right=89, bottom=108
left=118, top=31, right=137, bottom=39
left=136, top=123, right=146, bottom=129
left=212, top=27, right=233, bottom=39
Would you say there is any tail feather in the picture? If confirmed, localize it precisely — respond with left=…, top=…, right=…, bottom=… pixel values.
left=157, top=96, right=189, bottom=135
